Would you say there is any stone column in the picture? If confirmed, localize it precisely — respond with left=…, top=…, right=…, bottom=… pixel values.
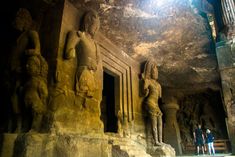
left=221, top=0, right=235, bottom=40
left=162, top=97, right=182, bottom=155
left=216, top=1, right=235, bottom=154
left=216, top=40, right=235, bottom=154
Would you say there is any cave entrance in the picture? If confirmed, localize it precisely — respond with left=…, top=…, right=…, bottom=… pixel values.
left=101, top=70, right=118, bottom=133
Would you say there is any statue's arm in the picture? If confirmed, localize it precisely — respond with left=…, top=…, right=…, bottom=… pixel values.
left=38, top=81, right=48, bottom=105
left=143, top=79, right=149, bottom=97
left=28, top=30, right=41, bottom=54
left=159, top=83, right=162, bottom=98
left=65, top=31, right=79, bottom=59
left=96, top=43, right=101, bottom=63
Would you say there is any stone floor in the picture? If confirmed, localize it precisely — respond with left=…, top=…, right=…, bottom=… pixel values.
left=177, top=153, right=234, bottom=157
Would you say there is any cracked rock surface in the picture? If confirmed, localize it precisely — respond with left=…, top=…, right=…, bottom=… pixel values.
left=71, top=0, right=220, bottom=93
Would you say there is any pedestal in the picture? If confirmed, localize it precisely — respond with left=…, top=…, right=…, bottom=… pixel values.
left=0, top=134, right=18, bottom=157
left=148, top=143, right=175, bottom=157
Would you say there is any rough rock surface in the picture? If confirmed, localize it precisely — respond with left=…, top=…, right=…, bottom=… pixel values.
left=1, top=133, right=175, bottom=157
left=71, top=0, right=220, bottom=93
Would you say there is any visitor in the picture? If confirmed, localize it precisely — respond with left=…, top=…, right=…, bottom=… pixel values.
left=193, top=124, right=205, bottom=155
left=206, top=129, right=215, bottom=155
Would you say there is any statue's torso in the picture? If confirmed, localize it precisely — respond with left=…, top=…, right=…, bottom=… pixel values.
left=145, top=79, right=162, bottom=116
left=76, top=31, right=98, bottom=70
left=147, top=80, right=160, bottom=101
left=24, top=77, right=47, bottom=106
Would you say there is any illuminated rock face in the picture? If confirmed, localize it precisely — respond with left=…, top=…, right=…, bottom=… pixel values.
left=94, top=0, right=220, bottom=93
left=0, top=0, right=234, bottom=156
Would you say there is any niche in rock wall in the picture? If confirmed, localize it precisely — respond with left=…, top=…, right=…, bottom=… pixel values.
left=97, top=33, right=136, bottom=135
left=177, top=90, right=228, bottom=147
left=101, top=70, right=118, bottom=133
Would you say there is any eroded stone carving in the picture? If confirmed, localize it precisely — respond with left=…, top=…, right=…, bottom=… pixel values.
left=9, top=8, right=41, bottom=133
left=23, top=53, right=48, bottom=132
left=142, top=59, right=163, bottom=146
left=65, top=9, right=100, bottom=98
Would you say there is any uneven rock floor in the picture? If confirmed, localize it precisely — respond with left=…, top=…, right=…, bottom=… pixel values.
left=177, top=153, right=234, bottom=157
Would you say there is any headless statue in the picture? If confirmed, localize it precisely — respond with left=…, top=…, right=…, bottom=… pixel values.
left=65, top=9, right=100, bottom=97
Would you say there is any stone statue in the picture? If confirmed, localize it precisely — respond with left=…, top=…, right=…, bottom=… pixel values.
left=142, top=59, right=163, bottom=146
left=10, top=8, right=41, bottom=132
left=117, top=110, right=123, bottom=136
left=23, top=53, right=48, bottom=132
left=65, top=9, right=100, bottom=97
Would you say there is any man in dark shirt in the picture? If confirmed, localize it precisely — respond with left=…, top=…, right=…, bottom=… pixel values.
left=193, top=124, right=205, bottom=155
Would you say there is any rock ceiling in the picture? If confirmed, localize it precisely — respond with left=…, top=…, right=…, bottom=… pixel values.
left=71, top=0, right=220, bottom=94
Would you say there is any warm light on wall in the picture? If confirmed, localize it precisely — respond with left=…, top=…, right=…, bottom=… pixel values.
left=152, top=0, right=165, bottom=7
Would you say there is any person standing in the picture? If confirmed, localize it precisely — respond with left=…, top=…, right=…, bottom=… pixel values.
left=193, top=124, right=205, bottom=155
left=206, top=129, right=215, bottom=155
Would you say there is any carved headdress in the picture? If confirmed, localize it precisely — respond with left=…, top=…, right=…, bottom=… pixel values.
left=143, top=59, right=158, bottom=80
left=13, top=8, right=33, bottom=31
left=80, top=9, right=100, bottom=36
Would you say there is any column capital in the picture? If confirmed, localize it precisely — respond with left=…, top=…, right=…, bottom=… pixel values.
left=162, top=102, right=179, bottom=111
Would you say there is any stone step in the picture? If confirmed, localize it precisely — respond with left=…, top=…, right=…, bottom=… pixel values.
left=111, top=138, right=152, bottom=157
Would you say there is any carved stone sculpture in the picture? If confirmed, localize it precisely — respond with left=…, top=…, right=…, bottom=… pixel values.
left=142, top=59, right=163, bottom=146
left=117, top=110, right=123, bottom=136
left=23, top=53, right=48, bottom=132
left=65, top=9, right=100, bottom=97
left=9, top=8, right=41, bottom=132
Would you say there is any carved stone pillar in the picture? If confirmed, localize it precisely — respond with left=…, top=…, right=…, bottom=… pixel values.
left=162, top=97, right=182, bottom=155
left=221, top=0, right=235, bottom=40
left=216, top=39, right=235, bottom=154
left=217, top=1, right=235, bottom=153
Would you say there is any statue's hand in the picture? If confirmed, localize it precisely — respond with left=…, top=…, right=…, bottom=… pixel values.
left=65, top=48, right=76, bottom=59
left=25, top=49, right=39, bottom=55
left=78, top=31, right=85, bottom=39
left=88, top=61, right=97, bottom=71
left=144, top=88, right=149, bottom=96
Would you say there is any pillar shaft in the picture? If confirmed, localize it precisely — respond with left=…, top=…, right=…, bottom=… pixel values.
left=216, top=41, right=235, bottom=154
left=162, top=101, right=182, bottom=155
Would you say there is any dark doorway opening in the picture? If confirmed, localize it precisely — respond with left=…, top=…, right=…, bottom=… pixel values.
left=101, top=71, right=117, bottom=133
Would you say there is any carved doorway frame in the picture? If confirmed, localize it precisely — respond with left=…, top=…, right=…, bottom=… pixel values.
left=99, top=36, right=134, bottom=124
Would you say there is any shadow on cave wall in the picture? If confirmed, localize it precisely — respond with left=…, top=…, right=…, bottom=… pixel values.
left=177, top=89, right=228, bottom=149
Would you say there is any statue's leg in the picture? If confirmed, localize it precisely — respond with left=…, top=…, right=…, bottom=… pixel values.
left=151, top=115, right=159, bottom=145
left=157, top=115, right=163, bottom=143
left=15, top=114, right=22, bottom=133
left=30, top=112, right=42, bottom=132
left=7, top=114, right=13, bottom=132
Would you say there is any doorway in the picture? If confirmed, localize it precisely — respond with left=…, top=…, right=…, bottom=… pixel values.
left=101, top=71, right=118, bottom=133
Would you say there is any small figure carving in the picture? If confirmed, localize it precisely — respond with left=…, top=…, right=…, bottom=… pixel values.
left=10, top=8, right=41, bottom=132
left=142, top=59, right=163, bottom=146
left=123, top=113, right=130, bottom=138
left=23, top=53, right=48, bottom=132
left=117, top=110, right=123, bottom=136
left=65, top=9, right=100, bottom=97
